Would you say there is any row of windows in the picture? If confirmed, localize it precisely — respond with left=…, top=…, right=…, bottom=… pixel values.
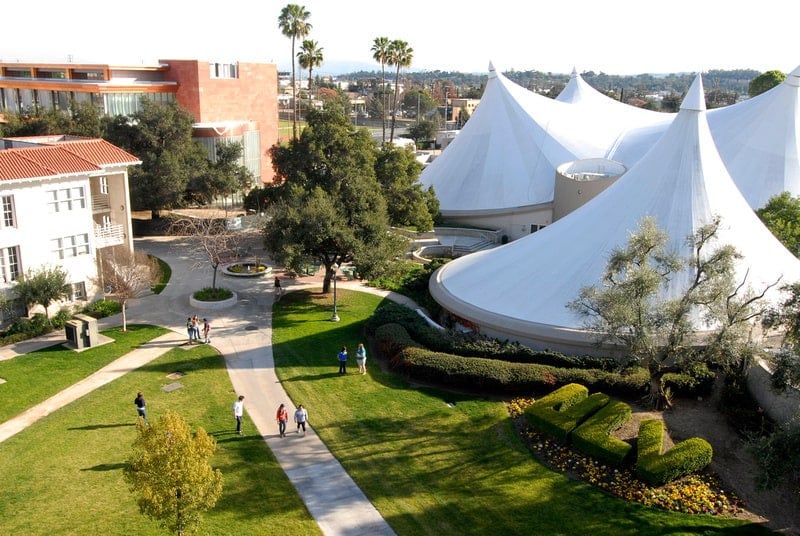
left=47, top=187, right=86, bottom=213
left=52, top=233, right=90, bottom=259
left=209, top=62, right=238, bottom=79
left=0, top=87, right=175, bottom=116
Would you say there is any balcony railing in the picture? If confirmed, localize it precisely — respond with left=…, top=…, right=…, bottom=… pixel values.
left=92, top=195, right=110, bottom=212
left=94, top=224, right=125, bottom=248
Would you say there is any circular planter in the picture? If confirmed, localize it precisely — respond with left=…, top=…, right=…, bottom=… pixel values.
left=189, top=291, right=238, bottom=310
left=222, top=262, right=272, bottom=278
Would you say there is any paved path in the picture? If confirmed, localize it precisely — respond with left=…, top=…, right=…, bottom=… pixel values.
left=0, top=235, right=413, bottom=536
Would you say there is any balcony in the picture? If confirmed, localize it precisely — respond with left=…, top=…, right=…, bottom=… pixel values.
left=94, top=224, right=125, bottom=248
left=92, top=195, right=111, bottom=212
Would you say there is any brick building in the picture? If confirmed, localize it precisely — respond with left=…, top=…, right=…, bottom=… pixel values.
left=0, top=59, right=278, bottom=184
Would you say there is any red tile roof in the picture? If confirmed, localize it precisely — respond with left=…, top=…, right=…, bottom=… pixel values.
left=0, top=137, right=140, bottom=182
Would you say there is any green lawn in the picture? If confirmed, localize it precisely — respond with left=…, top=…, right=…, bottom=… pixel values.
left=272, top=289, right=773, bottom=536
left=0, top=325, right=169, bottom=422
left=0, top=340, right=319, bottom=535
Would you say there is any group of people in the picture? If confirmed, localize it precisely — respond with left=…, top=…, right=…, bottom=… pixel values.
left=338, top=343, right=367, bottom=375
left=276, top=403, right=308, bottom=437
left=186, top=315, right=211, bottom=344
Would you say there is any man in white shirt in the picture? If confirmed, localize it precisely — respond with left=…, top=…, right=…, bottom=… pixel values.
left=233, top=395, right=245, bottom=435
left=294, top=404, right=308, bottom=435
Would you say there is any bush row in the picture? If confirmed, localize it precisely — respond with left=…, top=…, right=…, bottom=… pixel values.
left=571, top=401, right=633, bottom=466
left=368, top=304, right=715, bottom=398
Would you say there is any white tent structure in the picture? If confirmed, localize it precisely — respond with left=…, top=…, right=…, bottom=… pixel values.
left=705, top=65, right=800, bottom=209
left=561, top=66, right=800, bottom=209
left=417, top=62, right=580, bottom=239
left=430, top=75, right=800, bottom=355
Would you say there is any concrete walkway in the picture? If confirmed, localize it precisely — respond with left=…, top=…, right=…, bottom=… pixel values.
left=0, top=235, right=411, bottom=536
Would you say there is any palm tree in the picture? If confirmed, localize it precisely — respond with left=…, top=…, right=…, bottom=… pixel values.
left=297, top=39, right=324, bottom=98
left=278, top=4, right=312, bottom=140
left=387, top=40, right=413, bottom=143
left=371, top=37, right=390, bottom=144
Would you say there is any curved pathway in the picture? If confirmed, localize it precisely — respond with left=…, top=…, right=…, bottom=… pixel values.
left=0, top=235, right=409, bottom=536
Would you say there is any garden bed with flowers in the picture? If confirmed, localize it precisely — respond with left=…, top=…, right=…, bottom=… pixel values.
left=508, top=397, right=749, bottom=518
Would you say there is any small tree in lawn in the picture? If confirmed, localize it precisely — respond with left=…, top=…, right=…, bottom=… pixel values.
left=13, top=265, right=71, bottom=324
left=169, top=217, right=245, bottom=290
left=100, top=246, right=161, bottom=331
left=124, top=410, right=223, bottom=536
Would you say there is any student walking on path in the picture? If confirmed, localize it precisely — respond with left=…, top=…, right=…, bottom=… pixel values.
left=233, top=395, right=245, bottom=435
left=337, top=346, right=348, bottom=375
left=202, top=318, right=211, bottom=343
left=294, top=404, right=308, bottom=435
left=276, top=403, right=289, bottom=437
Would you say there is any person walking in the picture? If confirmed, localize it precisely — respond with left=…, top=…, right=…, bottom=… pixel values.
left=356, top=343, right=367, bottom=375
left=233, top=395, right=245, bottom=435
left=274, top=276, right=282, bottom=300
left=337, top=346, right=348, bottom=375
left=294, top=404, right=308, bottom=435
left=276, top=403, right=289, bottom=437
left=192, top=315, right=201, bottom=341
left=202, top=318, right=211, bottom=343
left=186, top=317, right=196, bottom=343
left=134, top=391, right=147, bottom=422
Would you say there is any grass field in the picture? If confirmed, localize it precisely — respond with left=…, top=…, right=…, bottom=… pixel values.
left=272, top=288, right=773, bottom=536
left=0, top=339, right=320, bottom=535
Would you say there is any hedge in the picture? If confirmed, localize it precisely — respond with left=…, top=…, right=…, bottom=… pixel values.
left=571, top=400, right=633, bottom=466
left=391, top=346, right=649, bottom=397
left=525, top=384, right=611, bottom=442
left=636, top=419, right=714, bottom=486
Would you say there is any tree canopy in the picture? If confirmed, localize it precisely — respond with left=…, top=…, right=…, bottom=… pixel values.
left=569, top=216, right=770, bottom=409
left=375, top=145, right=438, bottom=231
left=748, top=70, right=786, bottom=97
left=105, top=99, right=209, bottom=218
left=278, top=4, right=312, bottom=139
left=14, top=265, right=70, bottom=322
left=757, top=192, right=800, bottom=257
left=264, top=103, right=406, bottom=291
left=124, top=411, right=223, bottom=535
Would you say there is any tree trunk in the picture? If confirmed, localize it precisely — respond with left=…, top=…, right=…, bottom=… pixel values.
left=322, top=267, right=332, bottom=294
left=211, top=263, right=218, bottom=289
left=121, top=299, right=128, bottom=332
left=647, top=368, right=672, bottom=410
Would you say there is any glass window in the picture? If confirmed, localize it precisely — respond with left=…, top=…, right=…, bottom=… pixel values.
left=99, top=176, right=108, bottom=195
left=2, top=195, right=15, bottom=228
left=47, top=187, right=86, bottom=213
left=71, top=281, right=87, bottom=301
left=1, top=246, right=21, bottom=282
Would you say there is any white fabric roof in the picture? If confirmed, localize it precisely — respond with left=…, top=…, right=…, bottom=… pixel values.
left=431, top=75, right=800, bottom=342
left=418, top=63, right=579, bottom=213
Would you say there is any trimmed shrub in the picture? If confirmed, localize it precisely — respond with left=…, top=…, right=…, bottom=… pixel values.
left=81, top=299, right=122, bottom=319
left=663, top=362, right=716, bottom=396
left=526, top=385, right=611, bottom=442
left=571, top=401, right=633, bottom=466
left=193, top=287, right=233, bottom=301
left=373, top=323, right=423, bottom=361
left=636, top=419, right=713, bottom=486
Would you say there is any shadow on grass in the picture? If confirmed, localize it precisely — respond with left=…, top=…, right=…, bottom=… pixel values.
left=68, top=423, right=136, bottom=431
left=80, top=462, right=127, bottom=472
left=134, top=354, right=224, bottom=375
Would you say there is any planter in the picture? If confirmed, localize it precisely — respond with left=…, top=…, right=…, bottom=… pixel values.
left=189, top=291, right=238, bottom=310
left=222, top=262, right=272, bottom=278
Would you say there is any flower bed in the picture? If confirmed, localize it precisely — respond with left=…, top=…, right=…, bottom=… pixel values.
left=508, top=397, right=747, bottom=517
left=222, top=262, right=272, bottom=278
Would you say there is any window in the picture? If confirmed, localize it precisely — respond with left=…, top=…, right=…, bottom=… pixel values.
left=71, top=282, right=87, bottom=301
left=209, top=62, right=238, bottom=79
left=47, top=187, right=86, bottom=213
left=2, top=195, right=15, bottom=228
left=99, top=176, right=108, bottom=195
left=52, top=234, right=90, bottom=259
left=530, top=224, right=547, bottom=233
left=0, top=245, right=21, bottom=282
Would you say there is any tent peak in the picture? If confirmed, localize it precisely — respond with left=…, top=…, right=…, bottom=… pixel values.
left=681, top=74, right=706, bottom=112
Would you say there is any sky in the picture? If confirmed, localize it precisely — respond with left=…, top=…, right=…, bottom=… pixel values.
left=1, top=0, right=797, bottom=77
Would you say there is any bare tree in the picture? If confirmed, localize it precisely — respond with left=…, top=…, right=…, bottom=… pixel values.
left=100, top=246, right=161, bottom=332
left=169, top=217, right=247, bottom=290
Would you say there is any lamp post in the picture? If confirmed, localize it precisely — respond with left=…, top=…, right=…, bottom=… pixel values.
left=330, top=263, right=340, bottom=322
